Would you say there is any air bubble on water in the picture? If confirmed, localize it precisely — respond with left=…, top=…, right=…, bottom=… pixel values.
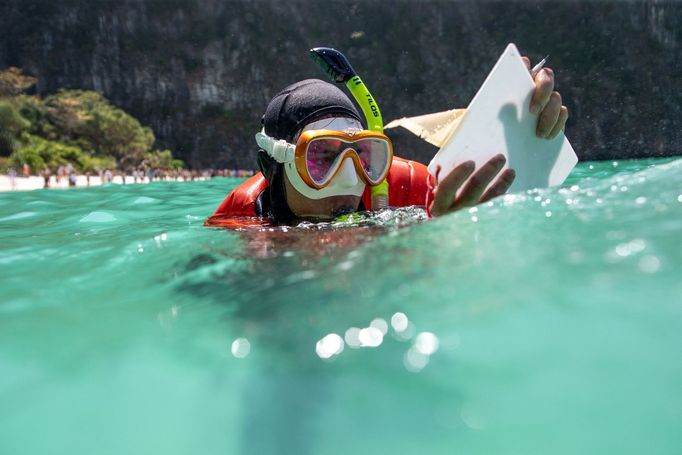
left=337, top=261, right=354, bottom=271
left=232, top=337, right=251, bottom=358
left=635, top=197, right=647, bottom=205
left=370, top=318, right=388, bottom=335
left=358, top=327, right=383, bottom=348
left=545, top=211, right=552, bottom=218
left=315, top=333, right=344, bottom=359
left=503, top=194, right=517, bottom=205
left=404, top=347, right=429, bottom=372
left=344, top=327, right=362, bottom=348
left=460, top=405, right=487, bottom=430
left=629, top=239, right=646, bottom=253
left=639, top=255, right=661, bottom=274
left=610, top=238, right=646, bottom=260
left=415, top=332, right=439, bottom=355
left=395, top=322, right=416, bottom=341
left=391, top=312, right=409, bottom=332
left=614, top=244, right=630, bottom=258
left=154, top=232, right=167, bottom=246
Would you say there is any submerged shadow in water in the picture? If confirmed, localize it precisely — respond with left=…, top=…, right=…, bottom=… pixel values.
left=174, top=220, right=418, bottom=455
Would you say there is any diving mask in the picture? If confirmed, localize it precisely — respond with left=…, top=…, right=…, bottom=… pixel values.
left=255, top=117, right=393, bottom=199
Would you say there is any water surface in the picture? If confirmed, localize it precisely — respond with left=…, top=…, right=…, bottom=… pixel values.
left=1, top=158, right=681, bottom=454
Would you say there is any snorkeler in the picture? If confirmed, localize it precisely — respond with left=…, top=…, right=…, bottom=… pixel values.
left=207, top=56, right=567, bottom=226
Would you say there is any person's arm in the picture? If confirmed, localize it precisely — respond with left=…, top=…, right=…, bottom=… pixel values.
left=429, top=57, right=567, bottom=216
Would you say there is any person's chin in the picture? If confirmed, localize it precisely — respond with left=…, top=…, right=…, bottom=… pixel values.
left=298, top=195, right=361, bottom=220
left=327, top=195, right=361, bottom=217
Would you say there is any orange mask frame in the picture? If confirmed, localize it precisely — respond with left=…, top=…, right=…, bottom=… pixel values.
left=293, top=129, right=393, bottom=190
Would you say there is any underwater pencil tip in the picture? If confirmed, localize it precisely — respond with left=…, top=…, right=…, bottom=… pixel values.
left=531, top=55, right=549, bottom=77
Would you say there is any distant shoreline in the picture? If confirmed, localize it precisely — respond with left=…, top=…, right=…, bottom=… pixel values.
left=0, top=174, right=209, bottom=192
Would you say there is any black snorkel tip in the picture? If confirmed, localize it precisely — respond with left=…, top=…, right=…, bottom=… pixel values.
left=309, top=47, right=357, bottom=84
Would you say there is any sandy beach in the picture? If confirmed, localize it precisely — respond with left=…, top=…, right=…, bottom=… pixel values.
left=0, top=174, right=205, bottom=192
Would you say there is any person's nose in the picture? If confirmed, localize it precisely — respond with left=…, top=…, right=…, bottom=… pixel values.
left=333, top=156, right=359, bottom=188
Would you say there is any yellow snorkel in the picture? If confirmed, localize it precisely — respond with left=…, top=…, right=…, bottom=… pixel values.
left=309, top=47, right=389, bottom=210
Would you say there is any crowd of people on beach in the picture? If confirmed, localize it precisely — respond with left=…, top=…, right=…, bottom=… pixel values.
left=3, top=163, right=255, bottom=191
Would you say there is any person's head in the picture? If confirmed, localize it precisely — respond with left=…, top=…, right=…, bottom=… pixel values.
left=257, top=79, right=392, bottom=221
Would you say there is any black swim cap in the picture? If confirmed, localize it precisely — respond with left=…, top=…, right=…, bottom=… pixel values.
left=256, top=79, right=362, bottom=223
left=262, top=79, right=363, bottom=142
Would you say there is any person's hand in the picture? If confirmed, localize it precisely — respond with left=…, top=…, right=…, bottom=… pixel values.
left=522, top=56, right=569, bottom=139
left=429, top=56, right=568, bottom=217
left=429, top=154, right=515, bottom=216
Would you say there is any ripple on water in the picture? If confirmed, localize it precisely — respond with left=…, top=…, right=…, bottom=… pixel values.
left=0, top=211, right=36, bottom=222
left=133, top=196, right=159, bottom=205
left=79, top=211, right=117, bottom=223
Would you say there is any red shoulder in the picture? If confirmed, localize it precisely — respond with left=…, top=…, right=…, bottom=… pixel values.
left=362, top=157, right=430, bottom=209
left=211, top=173, right=269, bottom=217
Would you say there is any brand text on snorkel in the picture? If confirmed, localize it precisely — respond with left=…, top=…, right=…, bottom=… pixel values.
left=366, top=94, right=380, bottom=117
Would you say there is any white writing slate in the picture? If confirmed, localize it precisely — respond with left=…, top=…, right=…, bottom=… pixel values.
left=428, top=43, right=578, bottom=191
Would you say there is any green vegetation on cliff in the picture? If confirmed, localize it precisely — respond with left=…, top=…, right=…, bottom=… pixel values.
left=0, top=67, right=183, bottom=174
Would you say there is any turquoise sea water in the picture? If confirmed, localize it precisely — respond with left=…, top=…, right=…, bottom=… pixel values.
left=1, top=158, right=681, bottom=454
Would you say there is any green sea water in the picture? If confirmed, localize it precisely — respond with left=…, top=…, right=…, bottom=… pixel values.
left=1, top=158, right=681, bottom=454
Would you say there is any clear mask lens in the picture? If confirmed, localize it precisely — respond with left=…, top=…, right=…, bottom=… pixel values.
left=305, top=137, right=390, bottom=186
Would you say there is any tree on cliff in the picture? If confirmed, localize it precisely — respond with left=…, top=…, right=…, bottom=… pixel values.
left=32, top=90, right=156, bottom=168
left=0, top=67, right=183, bottom=174
left=0, top=101, right=30, bottom=156
left=0, top=68, right=35, bottom=156
left=0, top=67, right=36, bottom=98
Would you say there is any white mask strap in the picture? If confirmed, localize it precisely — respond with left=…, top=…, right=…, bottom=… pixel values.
left=255, top=129, right=295, bottom=163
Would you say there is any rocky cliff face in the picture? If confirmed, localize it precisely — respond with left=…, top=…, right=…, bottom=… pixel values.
left=1, top=0, right=680, bottom=168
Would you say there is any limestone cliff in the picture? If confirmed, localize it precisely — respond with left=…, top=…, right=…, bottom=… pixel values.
left=1, top=0, right=679, bottom=168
